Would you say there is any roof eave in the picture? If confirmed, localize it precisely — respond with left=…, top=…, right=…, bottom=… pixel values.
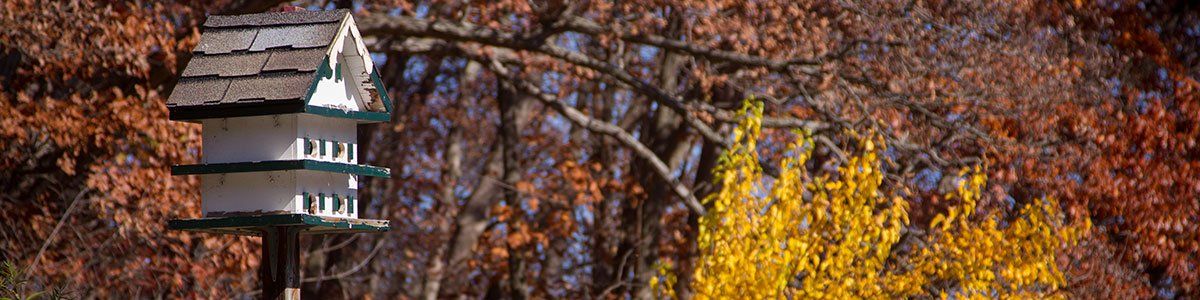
left=168, top=101, right=305, bottom=122
left=168, top=102, right=390, bottom=123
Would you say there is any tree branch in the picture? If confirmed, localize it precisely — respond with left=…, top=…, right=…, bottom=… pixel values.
left=357, top=14, right=730, bottom=148
left=359, top=16, right=819, bottom=180
left=471, top=53, right=707, bottom=216
left=219, top=0, right=291, bottom=14
left=562, top=17, right=821, bottom=72
left=690, top=101, right=829, bottom=130
left=301, top=240, right=385, bottom=283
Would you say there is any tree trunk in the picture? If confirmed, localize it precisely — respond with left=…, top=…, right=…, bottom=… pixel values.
left=498, top=81, right=531, bottom=299
left=420, top=126, right=462, bottom=300
left=673, top=139, right=723, bottom=299
left=436, top=80, right=531, bottom=296
left=621, top=13, right=690, bottom=298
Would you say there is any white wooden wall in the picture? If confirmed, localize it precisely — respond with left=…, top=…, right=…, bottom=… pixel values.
left=198, top=114, right=359, bottom=164
left=201, top=171, right=297, bottom=216
left=201, top=115, right=298, bottom=163
left=200, top=170, right=358, bottom=218
left=199, top=114, right=362, bottom=219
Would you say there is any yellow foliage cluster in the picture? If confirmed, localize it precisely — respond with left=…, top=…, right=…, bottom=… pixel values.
left=899, top=167, right=1091, bottom=299
left=676, top=101, right=1089, bottom=299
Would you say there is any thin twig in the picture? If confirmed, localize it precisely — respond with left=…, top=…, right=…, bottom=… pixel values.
left=27, top=187, right=90, bottom=275
left=472, top=53, right=707, bottom=215
left=302, top=240, right=386, bottom=283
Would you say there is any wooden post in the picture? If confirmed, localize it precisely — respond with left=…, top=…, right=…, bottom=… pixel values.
left=260, top=226, right=301, bottom=300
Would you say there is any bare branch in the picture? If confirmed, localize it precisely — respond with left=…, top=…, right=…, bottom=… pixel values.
left=690, top=102, right=829, bottom=130
left=562, top=17, right=821, bottom=72
left=301, top=240, right=386, bottom=283
left=470, top=52, right=708, bottom=216
left=357, top=14, right=730, bottom=148
left=358, top=15, right=820, bottom=180
left=27, top=188, right=90, bottom=275
left=219, top=0, right=291, bottom=14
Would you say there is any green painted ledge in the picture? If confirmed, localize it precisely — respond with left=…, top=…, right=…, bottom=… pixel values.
left=168, top=214, right=390, bottom=236
left=172, top=159, right=390, bottom=178
left=304, top=105, right=390, bottom=122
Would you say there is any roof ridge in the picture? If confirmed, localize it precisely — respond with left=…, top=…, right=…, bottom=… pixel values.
left=204, top=9, right=349, bottom=28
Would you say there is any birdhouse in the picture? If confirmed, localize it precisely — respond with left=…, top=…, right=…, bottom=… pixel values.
left=165, top=9, right=390, bottom=234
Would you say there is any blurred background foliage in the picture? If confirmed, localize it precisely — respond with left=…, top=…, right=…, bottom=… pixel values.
left=0, top=0, right=1197, bottom=298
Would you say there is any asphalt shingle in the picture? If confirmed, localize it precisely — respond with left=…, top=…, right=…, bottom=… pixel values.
left=181, top=52, right=270, bottom=77
left=193, top=28, right=258, bottom=54
left=262, top=48, right=327, bottom=72
left=249, top=23, right=340, bottom=51
left=168, top=78, right=232, bottom=106
left=222, top=73, right=314, bottom=103
left=203, top=9, right=347, bottom=28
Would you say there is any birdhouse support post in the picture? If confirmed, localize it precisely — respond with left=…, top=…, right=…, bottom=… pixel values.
left=260, top=226, right=301, bottom=300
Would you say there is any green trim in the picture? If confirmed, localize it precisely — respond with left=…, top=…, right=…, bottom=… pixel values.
left=332, top=194, right=341, bottom=212
left=319, top=139, right=327, bottom=156
left=304, top=105, right=390, bottom=122
left=299, top=54, right=392, bottom=122
left=303, top=138, right=314, bottom=155
left=349, top=143, right=355, bottom=161
left=167, top=214, right=390, bottom=236
left=303, top=56, right=333, bottom=107
left=297, top=54, right=392, bottom=123
left=335, top=61, right=343, bottom=81
left=348, top=195, right=355, bottom=214
left=332, top=141, right=341, bottom=158
left=303, top=192, right=311, bottom=210
left=318, top=193, right=326, bottom=210
left=301, top=55, right=382, bottom=123
left=369, top=66, right=393, bottom=113
left=172, top=159, right=391, bottom=178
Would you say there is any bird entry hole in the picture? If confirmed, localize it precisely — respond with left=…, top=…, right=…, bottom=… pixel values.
left=306, top=139, right=320, bottom=157
left=339, top=196, right=348, bottom=214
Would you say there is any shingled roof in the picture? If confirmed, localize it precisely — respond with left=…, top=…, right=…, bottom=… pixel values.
left=167, top=9, right=392, bottom=122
